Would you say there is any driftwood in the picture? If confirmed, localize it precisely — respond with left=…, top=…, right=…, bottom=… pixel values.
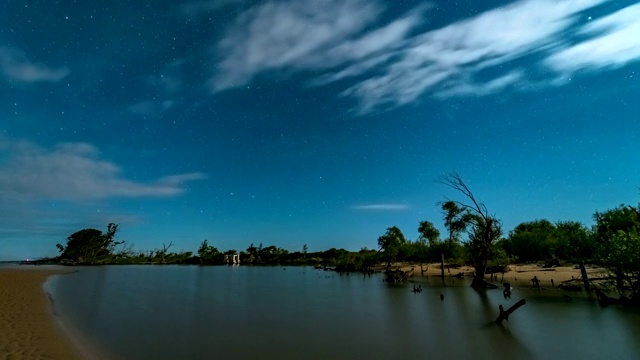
left=385, top=268, right=412, bottom=283
left=594, top=287, right=640, bottom=307
left=558, top=284, right=582, bottom=291
left=495, top=299, right=526, bottom=324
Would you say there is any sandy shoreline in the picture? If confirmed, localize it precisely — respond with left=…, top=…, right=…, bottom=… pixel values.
left=0, top=266, right=81, bottom=360
left=396, top=262, right=608, bottom=289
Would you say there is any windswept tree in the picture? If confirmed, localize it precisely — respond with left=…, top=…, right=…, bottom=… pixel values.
left=377, top=226, right=406, bottom=267
left=439, top=172, right=502, bottom=288
left=441, top=201, right=468, bottom=252
left=417, top=221, right=440, bottom=246
left=56, top=223, right=121, bottom=263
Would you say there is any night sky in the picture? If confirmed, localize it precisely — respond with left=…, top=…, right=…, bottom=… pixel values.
left=2, top=0, right=639, bottom=260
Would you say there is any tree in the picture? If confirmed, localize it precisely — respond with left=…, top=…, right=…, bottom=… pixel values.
left=439, top=172, right=501, bottom=288
left=600, top=230, right=640, bottom=298
left=303, top=244, right=308, bottom=259
left=505, top=219, right=557, bottom=262
left=593, top=205, right=640, bottom=291
left=198, top=240, right=221, bottom=263
left=441, top=201, right=468, bottom=252
left=377, top=226, right=406, bottom=266
left=417, top=221, right=440, bottom=246
left=56, top=223, right=121, bottom=263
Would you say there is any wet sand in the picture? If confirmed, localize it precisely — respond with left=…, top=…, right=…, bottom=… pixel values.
left=0, top=267, right=81, bottom=360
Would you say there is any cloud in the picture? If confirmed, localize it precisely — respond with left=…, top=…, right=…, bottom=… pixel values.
left=211, top=0, right=389, bottom=91
left=545, top=3, right=640, bottom=73
left=340, top=0, right=606, bottom=112
left=435, top=71, right=526, bottom=98
left=211, top=0, right=640, bottom=113
left=0, top=137, right=206, bottom=202
left=0, top=46, right=69, bottom=83
left=352, top=204, right=409, bottom=211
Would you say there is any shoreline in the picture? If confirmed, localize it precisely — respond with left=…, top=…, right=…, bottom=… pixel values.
left=395, top=262, right=609, bottom=290
left=0, top=266, right=82, bottom=360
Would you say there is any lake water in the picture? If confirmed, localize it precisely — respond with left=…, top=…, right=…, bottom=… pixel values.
left=45, top=266, right=640, bottom=359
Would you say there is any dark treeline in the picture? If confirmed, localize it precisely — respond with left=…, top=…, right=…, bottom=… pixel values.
left=47, top=173, right=640, bottom=297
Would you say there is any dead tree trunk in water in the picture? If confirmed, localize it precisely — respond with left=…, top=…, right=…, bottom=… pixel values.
left=441, top=254, right=445, bottom=280
left=495, top=299, right=526, bottom=324
left=579, top=260, right=590, bottom=292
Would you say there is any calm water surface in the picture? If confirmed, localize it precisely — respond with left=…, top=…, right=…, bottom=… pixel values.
left=46, top=266, right=640, bottom=359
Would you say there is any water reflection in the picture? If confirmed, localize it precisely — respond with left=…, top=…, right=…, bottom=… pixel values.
left=47, top=266, right=640, bottom=360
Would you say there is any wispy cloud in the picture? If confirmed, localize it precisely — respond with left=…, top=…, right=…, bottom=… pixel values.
left=0, top=46, right=69, bottom=83
left=0, top=137, right=206, bottom=202
left=210, top=0, right=640, bottom=113
left=352, top=204, right=409, bottom=211
left=545, top=3, right=640, bottom=73
left=340, top=0, right=606, bottom=112
left=211, top=0, right=393, bottom=91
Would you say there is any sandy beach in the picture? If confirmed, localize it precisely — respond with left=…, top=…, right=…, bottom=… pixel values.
left=0, top=267, right=81, bottom=360
left=399, top=262, right=608, bottom=289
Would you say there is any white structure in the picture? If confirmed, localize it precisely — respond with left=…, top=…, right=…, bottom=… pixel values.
left=224, top=254, right=240, bottom=264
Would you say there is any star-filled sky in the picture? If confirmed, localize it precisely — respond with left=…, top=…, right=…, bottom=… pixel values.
left=1, top=0, right=639, bottom=260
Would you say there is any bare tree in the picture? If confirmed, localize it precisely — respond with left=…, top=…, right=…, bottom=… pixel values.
left=439, top=172, right=502, bottom=288
left=160, top=242, right=174, bottom=264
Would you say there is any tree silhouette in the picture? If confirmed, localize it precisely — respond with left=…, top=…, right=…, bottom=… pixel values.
left=441, top=201, right=467, bottom=252
left=439, top=172, right=501, bottom=288
left=56, top=223, right=121, bottom=263
left=417, top=220, right=440, bottom=246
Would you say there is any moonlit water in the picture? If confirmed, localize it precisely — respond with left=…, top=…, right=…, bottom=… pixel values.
left=46, top=266, right=640, bottom=359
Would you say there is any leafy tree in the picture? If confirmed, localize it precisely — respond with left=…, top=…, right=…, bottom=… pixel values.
left=303, top=244, right=308, bottom=258
left=245, top=243, right=258, bottom=263
left=377, top=226, right=406, bottom=266
left=555, top=221, right=592, bottom=261
left=593, top=205, right=640, bottom=244
left=600, top=230, right=640, bottom=297
left=417, top=221, right=440, bottom=246
left=56, top=223, right=121, bottom=263
left=504, top=219, right=557, bottom=262
left=198, top=240, right=221, bottom=263
left=441, top=201, right=468, bottom=252
left=439, top=172, right=501, bottom=288
left=593, top=205, right=640, bottom=290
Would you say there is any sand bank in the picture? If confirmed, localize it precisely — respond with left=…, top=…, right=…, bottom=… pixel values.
left=0, top=267, right=81, bottom=360
left=398, top=263, right=607, bottom=288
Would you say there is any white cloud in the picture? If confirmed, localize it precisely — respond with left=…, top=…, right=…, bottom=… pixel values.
left=211, top=0, right=387, bottom=91
left=435, top=71, right=525, bottom=98
left=0, top=137, right=206, bottom=202
left=352, top=204, right=409, bottom=211
left=545, top=3, right=640, bottom=73
left=210, top=0, right=640, bottom=113
left=341, top=0, right=606, bottom=112
left=0, top=46, right=69, bottom=83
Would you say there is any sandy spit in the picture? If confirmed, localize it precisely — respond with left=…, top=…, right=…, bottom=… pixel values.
left=0, top=267, right=82, bottom=360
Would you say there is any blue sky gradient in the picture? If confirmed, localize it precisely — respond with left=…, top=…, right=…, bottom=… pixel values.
left=1, top=0, right=639, bottom=260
